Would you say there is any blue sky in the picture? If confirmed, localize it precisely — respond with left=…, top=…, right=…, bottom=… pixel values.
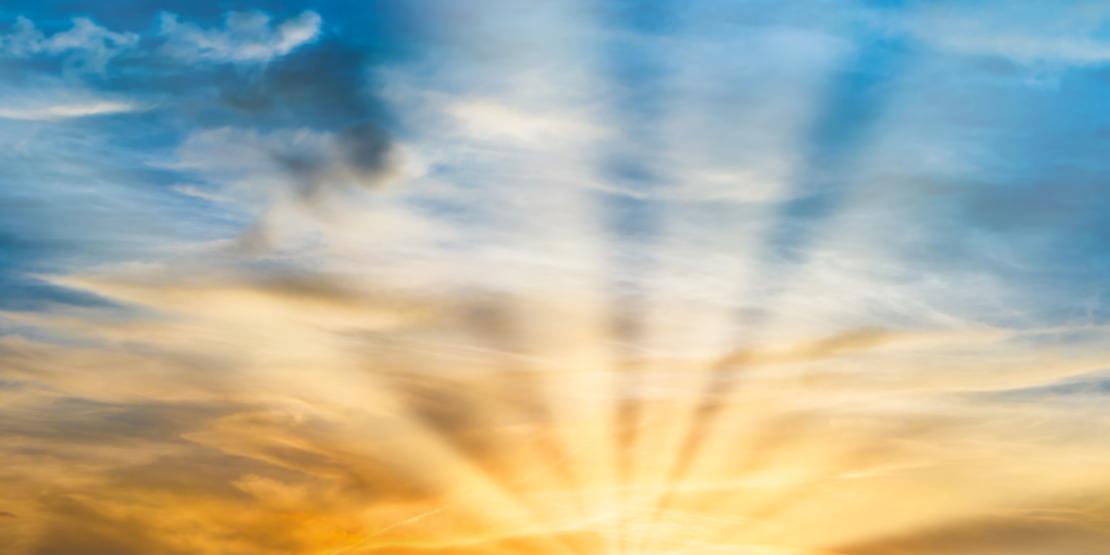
left=2, top=1, right=1109, bottom=324
left=4, top=2, right=1110, bottom=554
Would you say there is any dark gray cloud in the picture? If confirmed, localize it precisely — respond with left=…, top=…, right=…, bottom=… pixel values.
left=216, top=38, right=381, bottom=127
left=269, top=121, right=397, bottom=205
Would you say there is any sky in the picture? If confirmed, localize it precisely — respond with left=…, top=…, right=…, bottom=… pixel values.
left=3, top=1, right=1110, bottom=554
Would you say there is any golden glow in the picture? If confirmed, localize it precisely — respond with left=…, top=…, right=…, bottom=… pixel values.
left=3, top=263, right=1110, bottom=554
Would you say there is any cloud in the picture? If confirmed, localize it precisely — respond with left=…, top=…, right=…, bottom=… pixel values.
left=8, top=258, right=1110, bottom=554
left=171, top=124, right=419, bottom=251
left=841, top=511, right=1110, bottom=554
left=0, top=72, right=144, bottom=121
left=158, top=10, right=323, bottom=64
left=0, top=100, right=138, bottom=121
left=0, top=9, right=322, bottom=71
left=0, top=16, right=138, bottom=72
left=178, top=125, right=395, bottom=216
left=899, top=1, right=1110, bottom=65
left=171, top=184, right=232, bottom=204
left=0, top=261, right=603, bottom=553
left=443, top=97, right=605, bottom=145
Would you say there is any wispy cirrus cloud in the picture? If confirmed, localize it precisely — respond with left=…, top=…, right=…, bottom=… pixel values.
left=895, top=1, right=1110, bottom=66
left=158, top=10, right=323, bottom=64
left=0, top=99, right=139, bottom=121
left=0, top=16, right=137, bottom=72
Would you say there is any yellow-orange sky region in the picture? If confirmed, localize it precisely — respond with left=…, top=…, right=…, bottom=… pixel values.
left=4, top=266, right=1110, bottom=554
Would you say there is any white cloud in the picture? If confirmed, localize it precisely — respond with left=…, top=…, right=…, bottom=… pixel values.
left=934, top=34, right=1110, bottom=66
left=158, top=10, right=323, bottom=64
left=171, top=184, right=233, bottom=204
left=593, top=166, right=793, bottom=204
left=897, top=2, right=1110, bottom=65
left=0, top=16, right=138, bottom=72
left=443, top=97, right=605, bottom=145
left=0, top=77, right=143, bottom=121
left=0, top=100, right=138, bottom=121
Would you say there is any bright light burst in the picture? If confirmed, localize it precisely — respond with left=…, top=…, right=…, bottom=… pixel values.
left=3, top=1, right=1110, bottom=554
